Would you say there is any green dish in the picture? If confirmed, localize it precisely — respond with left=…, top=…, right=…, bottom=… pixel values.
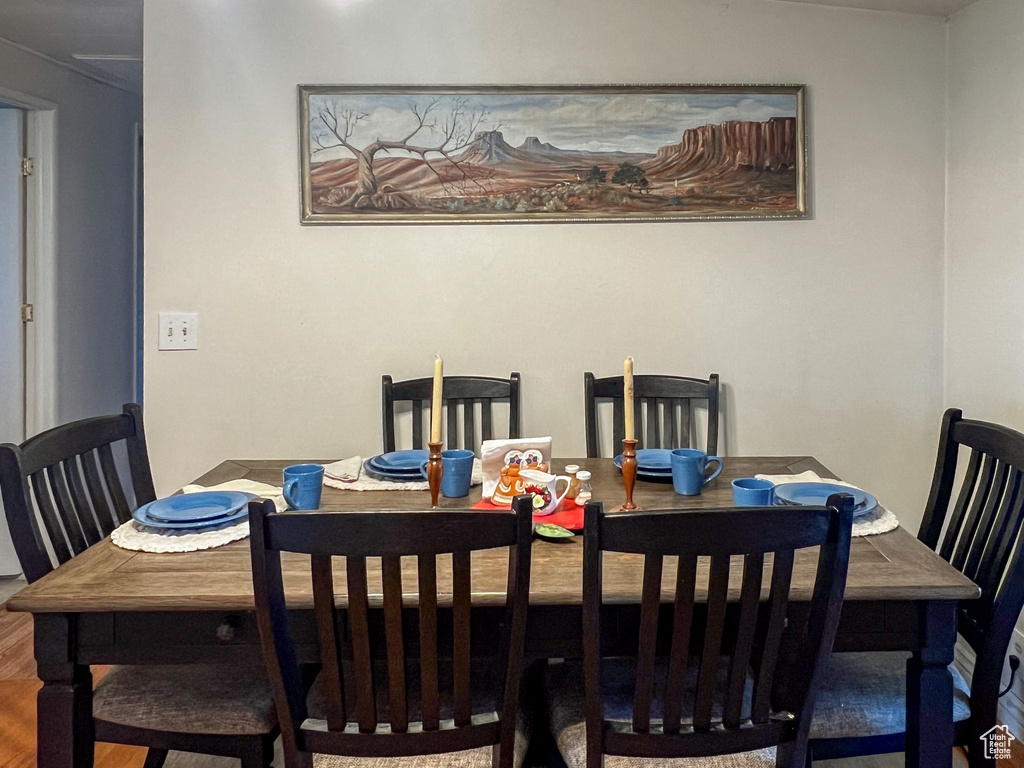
left=535, top=523, right=575, bottom=541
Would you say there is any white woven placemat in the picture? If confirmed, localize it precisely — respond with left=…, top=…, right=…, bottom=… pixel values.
left=111, top=480, right=285, bottom=553
left=754, top=471, right=899, bottom=537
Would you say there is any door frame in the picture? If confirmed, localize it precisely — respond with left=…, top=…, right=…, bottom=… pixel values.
left=0, top=86, right=57, bottom=436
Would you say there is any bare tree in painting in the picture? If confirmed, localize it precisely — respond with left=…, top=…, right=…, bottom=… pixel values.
left=312, top=97, right=495, bottom=209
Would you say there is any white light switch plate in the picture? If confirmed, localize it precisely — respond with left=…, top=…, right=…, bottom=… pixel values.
left=158, top=312, right=199, bottom=350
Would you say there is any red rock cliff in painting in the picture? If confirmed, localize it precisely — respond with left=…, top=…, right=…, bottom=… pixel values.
left=643, top=117, right=797, bottom=179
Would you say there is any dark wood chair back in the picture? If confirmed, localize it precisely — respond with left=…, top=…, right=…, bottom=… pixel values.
left=249, top=495, right=534, bottom=767
left=582, top=497, right=853, bottom=768
left=584, top=372, right=720, bottom=458
left=916, top=408, right=1024, bottom=739
left=0, top=403, right=155, bottom=583
left=382, top=373, right=521, bottom=453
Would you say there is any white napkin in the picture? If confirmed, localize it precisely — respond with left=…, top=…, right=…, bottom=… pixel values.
left=323, top=456, right=363, bottom=482
left=754, top=470, right=825, bottom=486
left=181, top=479, right=287, bottom=513
left=752, top=471, right=899, bottom=537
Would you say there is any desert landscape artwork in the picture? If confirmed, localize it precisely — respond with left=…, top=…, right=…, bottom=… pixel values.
left=299, top=85, right=806, bottom=223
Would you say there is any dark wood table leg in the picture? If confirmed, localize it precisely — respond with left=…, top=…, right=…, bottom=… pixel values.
left=35, top=614, right=94, bottom=768
left=906, top=600, right=957, bottom=768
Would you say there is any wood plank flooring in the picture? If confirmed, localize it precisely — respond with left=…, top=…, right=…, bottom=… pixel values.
left=0, top=591, right=1016, bottom=768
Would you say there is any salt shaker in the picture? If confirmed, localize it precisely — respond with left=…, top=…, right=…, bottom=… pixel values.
left=574, top=470, right=593, bottom=506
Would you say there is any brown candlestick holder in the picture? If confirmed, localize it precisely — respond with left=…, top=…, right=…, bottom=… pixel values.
left=620, top=438, right=639, bottom=511
left=426, top=440, right=444, bottom=508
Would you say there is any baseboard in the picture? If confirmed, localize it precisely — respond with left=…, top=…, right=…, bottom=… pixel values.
left=954, top=629, right=1024, bottom=739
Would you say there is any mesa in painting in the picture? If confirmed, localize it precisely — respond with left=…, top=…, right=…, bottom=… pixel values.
left=299, top=85, right=806, bottom=223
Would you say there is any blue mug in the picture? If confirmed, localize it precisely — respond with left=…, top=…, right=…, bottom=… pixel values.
left=283, top=463, right=324, bottom=510
left=670, top=449, right=723, bottom=496
left=420, top=449, right=475, bottom=498
left=732, top=477, right=775, bottom=506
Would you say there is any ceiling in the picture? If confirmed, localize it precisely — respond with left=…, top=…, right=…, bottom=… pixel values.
left=0, top=0, right=142, bottom=93
left=775, top=0, right=979, bottom=15
left=0, top=0, right=981, bottom=97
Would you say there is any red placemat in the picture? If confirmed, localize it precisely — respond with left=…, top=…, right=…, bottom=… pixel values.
left=472, top=498, right=584, bottom=532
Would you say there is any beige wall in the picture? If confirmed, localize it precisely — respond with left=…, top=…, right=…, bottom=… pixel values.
left=144, top=0, right=947, bottom=528
left=946, top=0, right=1024, bottom=426
left=0, top=41, right=141, bottom=425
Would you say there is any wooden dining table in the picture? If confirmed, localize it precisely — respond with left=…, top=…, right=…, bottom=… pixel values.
left=8, top=455, right=979, bottom=768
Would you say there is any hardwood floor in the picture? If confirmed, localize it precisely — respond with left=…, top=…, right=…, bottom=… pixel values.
left=0, top=593, right=1018, bottom=768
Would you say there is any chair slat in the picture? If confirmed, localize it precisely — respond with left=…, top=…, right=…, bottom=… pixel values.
left=663, top=554, right=697, bottom=734
left=632, top=554, right=663, bottom=733
left=418, top=554, right=440, bottom=731
left=612, top=399, right=625, bottom=450
left=81, top=449, right=118, bottom=536
left=694, top=555, right=730, bottom=732
left=412, top=400, right=424, bottom=450
left=753, top=550, right=795, bottom=724
left=45, top=464, right=88, bottom=555
left=940, top=449, right=981, bottom=561
left=951, top=453, right=998, bottom=571
left=662, top=399, right=676, bottom=448
left=61, top=457, right=101, bottom=546
left=311, top=554, right=347, bottom=730
left=464, top=400, right=476, bottom=452
left=447, top=402, right=459, bottom=451
left=677, top=398, right=691, bottom=450
left=381, top=555, right=408, bottom=733
left=634, top=399, right=644, bottom=450
left=28, top=472, right=71, bottom=564
left=480, top=400, right=493, bottom=443
left=964, top=460, right=1011, bottom=580
left=97, top=443, right=131, bottom=522
left=977, top=469, right=1024, bottom=599
left=645, top=399, right=660, bottom=449
left=725, top=552, right=764, bottom=729
left=452, top=550, right=472, bottom=727
left=346, top=556, right=377, bottom=733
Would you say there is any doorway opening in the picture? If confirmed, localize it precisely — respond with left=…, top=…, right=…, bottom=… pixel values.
left=0, top=86, right=57, bottom=441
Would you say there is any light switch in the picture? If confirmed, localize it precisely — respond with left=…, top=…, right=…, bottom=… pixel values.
left=158, top=312, right=199, bottom=350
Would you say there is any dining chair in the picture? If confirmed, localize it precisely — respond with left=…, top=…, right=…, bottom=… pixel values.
left=545, top=496, right=854, bottom=768
left=584, top=372, right=720, bottom=458
left=0, top=404, right=278, bottom=768
left=810, top=408, right=1024, bottom=768
left=382, top=372, right=521, bottom=453
left=249, top=495, right=535, bottom=768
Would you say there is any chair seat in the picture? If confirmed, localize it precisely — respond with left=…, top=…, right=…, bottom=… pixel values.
left=308, top=659, right=531, bottom=768
left=810, top=652, right=971, bottom=740
left=92, top=664, right=277, bottom=736
left=545, top=659, right=773, bottom=768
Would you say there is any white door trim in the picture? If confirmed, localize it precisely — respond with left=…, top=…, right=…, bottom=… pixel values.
left=0, top=86, right=58, bottom=436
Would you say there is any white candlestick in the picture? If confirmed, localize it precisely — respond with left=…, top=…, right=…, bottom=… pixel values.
left=430, top=355, right=443, bottom=444
left=624, top=357, right=635, bottom=440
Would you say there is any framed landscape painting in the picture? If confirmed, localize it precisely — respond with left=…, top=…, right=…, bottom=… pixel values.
left=299, top=84, right=806, bottom=224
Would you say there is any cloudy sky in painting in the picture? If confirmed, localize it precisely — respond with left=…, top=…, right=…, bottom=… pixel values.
left=308, top=91, right=796, bottom=161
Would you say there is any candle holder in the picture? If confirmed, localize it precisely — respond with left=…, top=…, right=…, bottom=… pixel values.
left=426, top=441, right=444, bottom=508
left=620, top=438, right=639, bottom=511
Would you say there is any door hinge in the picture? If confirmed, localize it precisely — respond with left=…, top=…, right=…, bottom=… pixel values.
left=21, top=304, right=33, bottom=323
left=20, top=158, right=33, bottom=177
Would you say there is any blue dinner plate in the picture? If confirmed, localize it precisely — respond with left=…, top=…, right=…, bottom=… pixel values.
left=369, top=450, right=429, bottom=472
left=133, top=491, right=256, bottom=530
left=613, top=449, right=674, bottom=473
left=362, top=460, right=425, bottom=483
left=142, top=491, right=255, bottom=523
left=773, top=482, right=877, bottom=517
